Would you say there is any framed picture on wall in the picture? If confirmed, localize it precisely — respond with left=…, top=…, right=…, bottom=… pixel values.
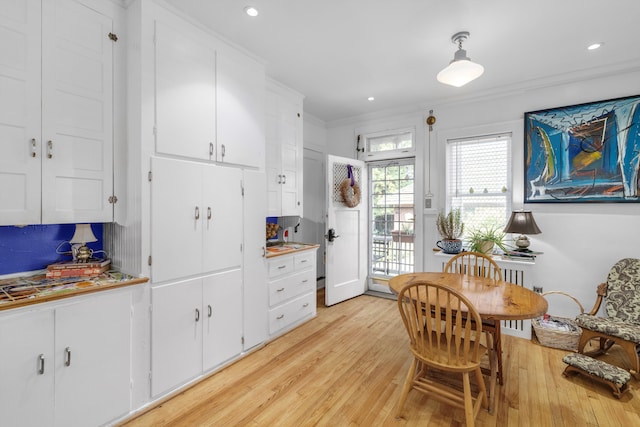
left=524, top=94, right=640, bottom=203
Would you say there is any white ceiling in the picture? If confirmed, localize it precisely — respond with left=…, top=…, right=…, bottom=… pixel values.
left=164, top=0, right=640, bottom=123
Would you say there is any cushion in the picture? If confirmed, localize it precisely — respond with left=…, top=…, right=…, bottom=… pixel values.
left=575, top=313, right=640, bottom=343
left=563, top=353, right=631, bottom=387
left=605, top=258, right=640, bottom=323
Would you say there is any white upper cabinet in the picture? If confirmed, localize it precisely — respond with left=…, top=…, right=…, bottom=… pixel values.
left=154, top=18, right=216, bottom=161
left=216, top=46, right=265, bottom=169
left=153, top=9, right=265, bottom=169
left=0, top=0, right=115, bottom=225
left=266, top=82, right=304, bottom=217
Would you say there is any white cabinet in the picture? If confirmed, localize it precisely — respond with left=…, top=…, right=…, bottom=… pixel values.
left=153, top=10, right=265, bottom=169
left=151, top=269, right=242, bottom=397
left=154, top=16, right=215, bottom=161
left=242, top=170, right=268, bottom=350
left=266, top=82, right=304, bottom=217
left=0, top=290, right=131, bottom=427
left=267, top=249, right=317, bottom=336
left=150, top=157, right=242, bottom=283
left=216, top=47, right=265, bottom=169
left=0, top=0, right=115, bottom=225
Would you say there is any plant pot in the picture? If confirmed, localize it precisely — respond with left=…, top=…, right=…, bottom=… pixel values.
left=436, top=239, right=462, bottom=254
left=477, top=240, right=495, bottom=254
left=391, top=230, right=414, bottom=243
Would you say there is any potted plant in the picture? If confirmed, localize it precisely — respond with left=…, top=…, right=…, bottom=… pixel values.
left=466, top=223, right=508, bottom=254
left=436, top=209, right=464, bottom=254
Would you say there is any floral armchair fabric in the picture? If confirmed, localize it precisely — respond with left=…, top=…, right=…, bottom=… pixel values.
left=575, top=258, right=640, bottom=378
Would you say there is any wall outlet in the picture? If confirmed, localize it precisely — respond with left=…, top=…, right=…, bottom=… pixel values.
left=424, top=196, right=432, bottom=209
left=533, top=286, right=543, bottom=294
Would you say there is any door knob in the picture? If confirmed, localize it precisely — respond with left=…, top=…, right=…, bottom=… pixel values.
left=324, top=228, right=340, bottom=242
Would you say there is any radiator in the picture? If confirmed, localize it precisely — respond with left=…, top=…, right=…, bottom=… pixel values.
left=440, top=257, right=535, bottom=339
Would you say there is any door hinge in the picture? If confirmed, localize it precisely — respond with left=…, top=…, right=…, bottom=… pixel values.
left=108, top=32, right=118, bottom=42
left=240, top=243, right=243, bottom=253
left=241, top=182, right=245, bottom=196
left=148, top=255, right=152, bottom=266
left=241, top=336, right=245, bottom=345
left=148, top=171, right=152, bottom=182
left=108, top=195, right=118, bottom=204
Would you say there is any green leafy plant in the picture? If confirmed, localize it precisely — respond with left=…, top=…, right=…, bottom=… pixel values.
left=466, top=223, right=508, bottom=254
left=436, top=209, right=464, bottom=240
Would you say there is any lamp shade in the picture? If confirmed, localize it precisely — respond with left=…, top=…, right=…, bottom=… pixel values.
left=503, top=211, right=541, bottom=235
left=69, top=224, right=98, bottom=244
left=436, top=50, right=485, bottom=87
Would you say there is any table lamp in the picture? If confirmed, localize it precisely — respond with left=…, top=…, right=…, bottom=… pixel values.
left=503, top=211, right=541, bottom=252
left=70, top=224, right=98, bottom=262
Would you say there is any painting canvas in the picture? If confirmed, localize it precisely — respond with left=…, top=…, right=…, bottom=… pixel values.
left=524, top=95, right=640, bottom=203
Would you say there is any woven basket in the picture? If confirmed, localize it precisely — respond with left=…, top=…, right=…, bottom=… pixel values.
left=532, top=291, right=584, bottom=351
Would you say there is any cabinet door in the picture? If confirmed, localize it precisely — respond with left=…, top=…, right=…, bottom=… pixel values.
left=41, top=0, right=114, bottom=223
left=0, top=309, right=55, bottom=427
left=151, top=278, right=203, bottom=397
left=265, top=91, right=282, bottom=217
left=242, top=170, right=268, bottom=350
left=151, top=157, right=202, bottom=283
left=216, top=48, right=265, bottom=168
left=202, top=269, right=242, bottom=371
left=202, top=165, right=242, bottom=273
left=0, top=0, right=41, bottom=225
left=155, top=18, right=215, bottom=161
left=54, top=291, right=131, bottom=427
left=279, top=96, right=302, bottom=216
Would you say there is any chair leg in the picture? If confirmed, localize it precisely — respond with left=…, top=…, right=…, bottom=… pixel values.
left=395, top=358, right=417, bottom=419
left=474, top=366, right=489, bottom=410
left=462, top=372, right=475, bottom=427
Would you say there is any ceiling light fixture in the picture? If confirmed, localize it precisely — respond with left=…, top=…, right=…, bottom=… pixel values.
left=367, top=96, right=375, bottom=101
left=437, top=31, right=484, bottom=87
left=244, top=6, right=259, bottom=17
left=587, top=42, right=603, bottom=50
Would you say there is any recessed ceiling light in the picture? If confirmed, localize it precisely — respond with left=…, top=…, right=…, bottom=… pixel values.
left=367, top=97, right=375, bottom=101
left=587, top=42, right=603, bottom=50
left=244, top=6, right=259, bottom=17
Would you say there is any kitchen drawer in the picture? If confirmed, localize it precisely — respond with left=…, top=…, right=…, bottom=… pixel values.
left=268, top=256, right=295, bottom=278
left=268, top=270, right=315, bottom=307
left=268, top=292, right=315, bottom=334
left=294, top=251, right=314, bottom=271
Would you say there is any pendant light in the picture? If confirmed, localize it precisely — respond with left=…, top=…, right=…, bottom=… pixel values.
left=437, top=31, right=484, bottom=87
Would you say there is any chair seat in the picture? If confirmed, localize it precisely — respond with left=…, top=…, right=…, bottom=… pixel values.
left=576, top=314, right=640, bottom=343
left=413, top=332, right=487, bottom=370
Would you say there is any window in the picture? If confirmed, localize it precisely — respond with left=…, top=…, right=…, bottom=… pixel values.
left=358, top=127, right=415, bottom=161
left=446, top=134, right=512, bottom=235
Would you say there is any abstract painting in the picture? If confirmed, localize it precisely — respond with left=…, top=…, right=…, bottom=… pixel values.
left=524, top=95, right=640, bottom=203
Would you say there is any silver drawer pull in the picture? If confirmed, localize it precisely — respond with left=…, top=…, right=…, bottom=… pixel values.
left=195, top=206, right=200, bottom=220
left=276, top=287, right=285, bottom=292
left=277, top=265, right=287, bottom=270
left=31, top=138, right=37, bottom=158
left=302, top=279, right=308, bottom=283
left=276, top=314, right=284, bottom=320
left=208, top=304, right=212, bottom=318
left=303, top=303, right=309, bottom=308
left=195, top=308, right=200, bottom=322
left=64, top=347, right=71, bottom=367
left=300, top=260, right=308, bottom=263
left=38, top=354, right=45, bottom=374
left=47, top=140, right=53, bottom=159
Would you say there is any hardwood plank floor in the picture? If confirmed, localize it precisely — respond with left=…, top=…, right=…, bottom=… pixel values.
left=121, top=291, right=639, bottom=426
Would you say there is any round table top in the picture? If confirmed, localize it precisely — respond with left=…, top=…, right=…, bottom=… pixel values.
left=389, top=272, right=548, bottom=321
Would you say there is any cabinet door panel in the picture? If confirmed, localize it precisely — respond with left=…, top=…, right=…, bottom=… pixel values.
left=0, top=310, right=54, bottom=427
left=55, top=291, right=131, bottom=427
left=41, top=0, right=113, bottom=223
left=0, top=0, right=41, bottom=225
left=216, top=48, right=265, bottom=168
left=203, top=270, right=242, bottom=371
left=151, top=278, right=203, bottom=397
left=151, top=157, right=202, bottom=282
left=202, top=165, right=242, bottom=273
left=155, top=19, right=215, bottom=160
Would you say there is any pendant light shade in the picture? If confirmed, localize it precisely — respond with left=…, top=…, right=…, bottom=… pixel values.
left=437, top=31, right=484, bottom=87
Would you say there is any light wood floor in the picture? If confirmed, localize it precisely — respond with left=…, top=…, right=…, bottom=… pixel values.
left=121, top=291, right=640, bottom=427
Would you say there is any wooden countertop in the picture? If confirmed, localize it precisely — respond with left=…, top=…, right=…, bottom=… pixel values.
left=0, top=271, right=149, bottom=311
left=266, top=243, right=320, bottom=258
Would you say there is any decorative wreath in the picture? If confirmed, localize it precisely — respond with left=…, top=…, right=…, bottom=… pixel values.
left=340, top=164, right=361, bottom=207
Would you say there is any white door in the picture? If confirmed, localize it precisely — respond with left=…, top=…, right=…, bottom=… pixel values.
left=325, top=155, right=367, bottom=306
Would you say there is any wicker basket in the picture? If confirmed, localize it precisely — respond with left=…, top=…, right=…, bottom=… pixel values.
left=532, top=291, right=584, bottom=351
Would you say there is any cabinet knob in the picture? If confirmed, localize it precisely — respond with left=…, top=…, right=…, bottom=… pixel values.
left=47, top=140, right=53, bottom=159
left=31, top=138, right=37, bottom=158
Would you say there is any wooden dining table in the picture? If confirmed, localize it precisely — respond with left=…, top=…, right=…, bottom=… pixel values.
left=389, top=271, right=548, bottom=412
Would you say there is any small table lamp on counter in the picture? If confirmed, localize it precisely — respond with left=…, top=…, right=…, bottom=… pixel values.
left=504, top=210, right=541, bottom=252
left=70, top=224, right=98, bottom=262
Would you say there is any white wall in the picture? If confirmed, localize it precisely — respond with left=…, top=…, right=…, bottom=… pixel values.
left=325, top=68, right=640, bottom=318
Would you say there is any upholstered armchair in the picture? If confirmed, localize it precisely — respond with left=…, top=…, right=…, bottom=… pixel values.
left=575, top=258, right=640, bottom=379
